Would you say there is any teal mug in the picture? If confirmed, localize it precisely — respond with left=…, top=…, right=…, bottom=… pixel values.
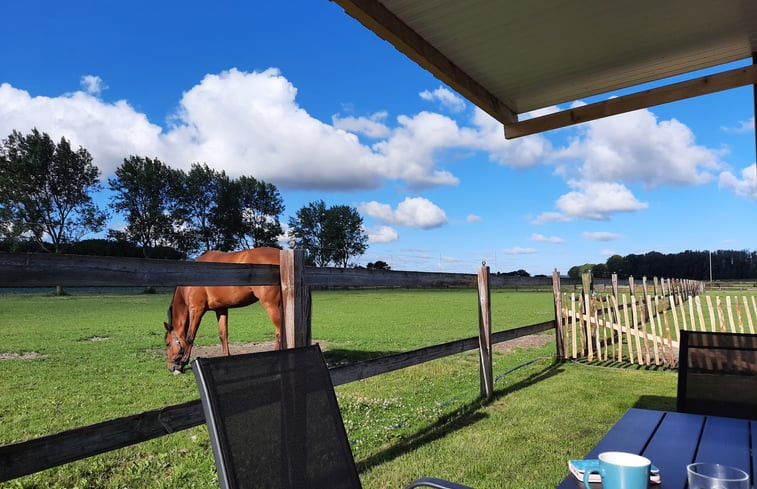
left=583, top=451, right=651, bottom=489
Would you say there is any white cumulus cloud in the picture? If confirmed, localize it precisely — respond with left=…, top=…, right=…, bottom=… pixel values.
left=556, top=181, right=648, bottom=220
left=582, top=231, right=622, bottom=242
left=556, top=108, right=722, bottom=188
left=0, top=82, right=163, bottom=176
left=530, top=233, right=564, bottom=244
left=364, top=225, right=399, bottom=243
left=80, top=75, right=107, bottom=96
left=471, top=107, right=553, bottom=168
left=530, top=211, right=572, bottom=225
left=419, top=86, right=466, bottom=112
left=502, top=246, right=537, bottom=255
left=0, top=70, right=482, bottom=191
left=719, top=163, right=757, bottom=200
left=359, top=197, right=447, bottom=229
left=331, top=111, right=391, bottom=139
left=371, top=111, right=474, bottom=188
left=466, top=214, right=481, bottom=223
left=721, top=117, right=754, bottom=134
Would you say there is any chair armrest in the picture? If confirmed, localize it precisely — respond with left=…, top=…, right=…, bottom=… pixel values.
left=406, top=477, right=475, bottom=489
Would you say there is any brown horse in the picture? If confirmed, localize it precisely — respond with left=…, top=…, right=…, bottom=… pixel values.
left=163, top=248, right=282, bottom=373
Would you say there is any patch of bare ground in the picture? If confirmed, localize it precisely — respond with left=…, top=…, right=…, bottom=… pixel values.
left=154, top=335, right=553, bottom=361
left=0, top=352, right=47, bottom=360
left=493, top=333, right=554, bottom=354
left=156, top=340, right=330, bottom=360
left=188, top=341, right=278, bottom=358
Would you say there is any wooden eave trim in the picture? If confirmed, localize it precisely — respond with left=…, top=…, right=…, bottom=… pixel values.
left=331, top=0, right=518, bottom=124
left=504, top=64, right=757, bottom=139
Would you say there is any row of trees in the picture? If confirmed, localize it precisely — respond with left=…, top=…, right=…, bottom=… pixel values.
left=569, top=249, right=757, bottom=280
left=0, top=128, right=368, bottom=267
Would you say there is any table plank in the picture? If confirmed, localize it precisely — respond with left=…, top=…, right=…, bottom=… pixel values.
left=555, top=409, right=664, bottom=489
left=641, top=411, right=704, bottom=489
left=694, top=416, right=750, bottom=475
left=586, top=408, right=664, bottom=458
left=555, top=410, right=754, bottom=489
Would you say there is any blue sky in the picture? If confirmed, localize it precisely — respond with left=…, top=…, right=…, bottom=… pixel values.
left=1, top=1, right=755, bottom=275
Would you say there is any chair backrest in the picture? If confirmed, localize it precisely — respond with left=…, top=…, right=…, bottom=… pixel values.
left=677, top=330, right=757, bottom=419
left=192, top=345, right=362, bottom=489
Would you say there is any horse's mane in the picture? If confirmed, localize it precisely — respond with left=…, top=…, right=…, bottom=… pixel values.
left=166, top=286, right=191, bottom=330
left=166, top=286, right=184, bottom=328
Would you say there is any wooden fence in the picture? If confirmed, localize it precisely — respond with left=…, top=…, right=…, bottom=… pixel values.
left=553, top=272, right=757, bottom=368
left=0, top=251, right=558, bottom=482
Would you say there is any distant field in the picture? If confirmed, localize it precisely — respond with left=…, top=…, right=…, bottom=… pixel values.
left=0, top=288, right=677, bottom=489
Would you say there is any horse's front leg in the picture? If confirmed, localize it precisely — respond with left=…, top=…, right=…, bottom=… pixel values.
left=216, top=308, right=230, bottom=356
left=183, top=307, right=207, bottom=368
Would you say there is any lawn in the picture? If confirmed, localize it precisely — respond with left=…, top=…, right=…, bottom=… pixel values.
left=0, top=288, right=676, bottom=488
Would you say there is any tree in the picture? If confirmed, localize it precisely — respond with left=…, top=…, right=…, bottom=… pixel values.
left=592, top=263, right=608, bottom=278
left=327, top=205, right=367, bottom=268
left=206, top=174, right=285, bottom=251
left=236, top=176, right=284, bottom=248
left=0, top=128, right=108, bottom=253
left=172, top=163, right=223, bottom=255
left=367, top=260, right=391, bottom=270
left=606, top=254, right=627, bottom=278
left=108, top=156, right=179, bottom=257
left=288, top=200, right=368, bottom=267
left=210, top=172, right=244, bottom=251
left=288, top=200, right=330, bottom=266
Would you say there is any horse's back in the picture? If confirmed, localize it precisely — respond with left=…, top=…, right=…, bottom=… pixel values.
left=191, top=248, right=282, bottom=310
left=196, top=248, right=280, bottom=265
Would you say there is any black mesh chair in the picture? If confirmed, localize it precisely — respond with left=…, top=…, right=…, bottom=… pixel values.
left=193, top=344, right=473, bottom=489
left=677, top=330, right=757, bottom=419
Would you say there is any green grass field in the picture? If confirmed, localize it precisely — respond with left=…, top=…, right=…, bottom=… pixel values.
left=0, top=289, right=677, bottom=488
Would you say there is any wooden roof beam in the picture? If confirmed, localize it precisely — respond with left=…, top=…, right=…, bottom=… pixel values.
left=505, top=64, right=757, bottom=139
left=332, top=0, right=518, bottom=125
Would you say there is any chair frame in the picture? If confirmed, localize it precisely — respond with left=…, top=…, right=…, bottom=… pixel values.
left=677, top=329, right=757, bottom=419
left=192, top=345, right=473, bottom=489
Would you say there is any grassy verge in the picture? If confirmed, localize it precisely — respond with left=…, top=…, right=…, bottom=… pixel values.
left=0, top=289, right=675, bottom=488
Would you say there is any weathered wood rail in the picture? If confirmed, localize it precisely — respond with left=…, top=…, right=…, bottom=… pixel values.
left=0, top=251, right=557, bottom=482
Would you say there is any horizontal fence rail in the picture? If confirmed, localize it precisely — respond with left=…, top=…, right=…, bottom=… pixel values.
left=0, top=253, right=280, bottom=287
left=0, top=252, right=559, bottom=289
left=0, top=321, right=553, bottom=481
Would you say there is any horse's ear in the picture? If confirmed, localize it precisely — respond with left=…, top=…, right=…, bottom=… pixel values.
left=164, top=322, right=171, bottom=332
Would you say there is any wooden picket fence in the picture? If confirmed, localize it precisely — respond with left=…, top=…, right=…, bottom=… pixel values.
left=553, top=274, right=757, bottom=368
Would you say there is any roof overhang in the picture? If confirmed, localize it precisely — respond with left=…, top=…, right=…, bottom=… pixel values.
left=331, top=0, right=757, bottom=138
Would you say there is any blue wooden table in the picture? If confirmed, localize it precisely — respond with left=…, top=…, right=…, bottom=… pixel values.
left=556, top=408, right=755, bottom=489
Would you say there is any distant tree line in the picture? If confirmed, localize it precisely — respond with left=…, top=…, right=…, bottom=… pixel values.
left=569, top=249, right=757, bottom=280
left=0, top=128, right=368, bottom=267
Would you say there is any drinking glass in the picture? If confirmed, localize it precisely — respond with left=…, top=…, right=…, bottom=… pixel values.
left=687, top=463, right=749, bottom=489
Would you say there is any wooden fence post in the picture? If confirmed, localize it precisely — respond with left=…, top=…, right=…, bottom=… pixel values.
left=581, top=271, right=594, bottom=360
left=280, top=249, right=311, bottom=349
left=552, top=269, right=565, bottom=360
left=477, top=263, right=493, bottom=399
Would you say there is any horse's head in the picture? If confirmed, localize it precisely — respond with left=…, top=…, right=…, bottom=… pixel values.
left=164, top=303, right=191, bottom=374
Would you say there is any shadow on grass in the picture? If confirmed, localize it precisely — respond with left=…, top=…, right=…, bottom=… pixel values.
left=567, top=357, right=676, bottom=372
left=323, top=348, right=402, bottom=366
left=633, top=395, right=677, bottom=411
left=355, top=358, right=565, bottom=473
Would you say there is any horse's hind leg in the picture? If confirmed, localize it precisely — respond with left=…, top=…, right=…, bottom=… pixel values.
left=216, top=309, right=230, bottom=355
left=259, top=293, right=283, bottom=350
